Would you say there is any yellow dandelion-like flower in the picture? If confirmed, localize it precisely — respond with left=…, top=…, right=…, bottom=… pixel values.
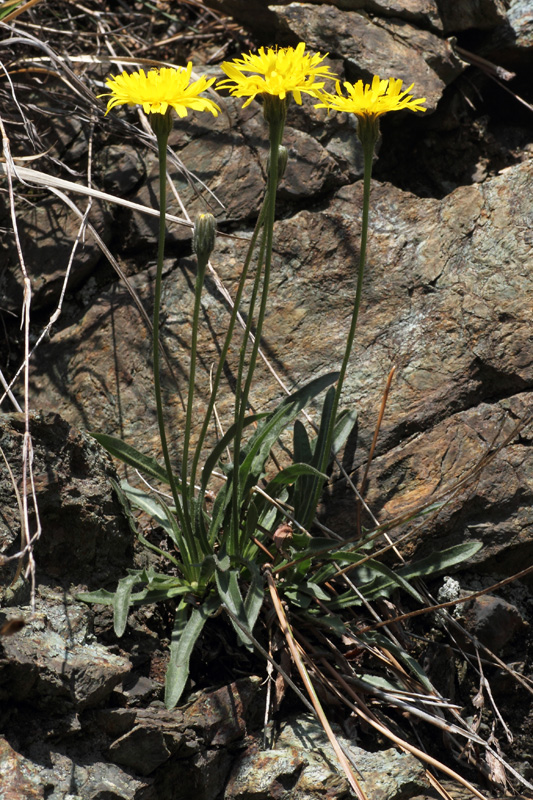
left=99, top=64, right=220, bottom=117
left=316, top=75, right=426, bottom=119
left=217, top=42, right=336, bottom=107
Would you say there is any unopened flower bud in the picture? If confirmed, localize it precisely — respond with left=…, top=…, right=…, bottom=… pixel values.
left=266, top=145, right=289, bottom=184
left=193, top=213, right=217, bottom=263
left=277, top=145, right=288, bottom=180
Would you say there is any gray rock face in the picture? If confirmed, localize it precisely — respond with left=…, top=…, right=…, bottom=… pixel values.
left=437, top=0, right=508, bottom=32
left=0, top=196, right=111, bottom=312
left=272, top=3, right=462, bottom=109
left=123, top=97, right=346, bottom=249
left=0, top=412, right=133, bottom=597
left=225, top=714, right=431, bottom=799
left=204, top=0, right=443, bottom=35
left=0, top=593, right=131, bottom=710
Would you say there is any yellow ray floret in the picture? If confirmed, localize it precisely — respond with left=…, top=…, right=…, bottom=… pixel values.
left=100, top=64, right=220, bottom=117
left=316, top=75, right=427, bottom=118
left=217, top=42, right=336, bottom=106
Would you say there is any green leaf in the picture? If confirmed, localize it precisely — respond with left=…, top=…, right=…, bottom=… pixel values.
left=120, top=482, right=170, bottom=530
left=326, top=591, right=364, bottom=611
left=331, top=407, right=358, bottom=455
left=363, top=631, right=434, bottom=692
left=303, top=580, right=331, bottom=601
left=283, top=587, right=312, bottom=608
left=266, top=462, right=327, bottom=488
left=113, top=571, right=147, bottom=636
left=293, top=419, right=312, bottom=465
left=293, top=387, right=335, bottom=529
left=243, top=561, right=264, bottom=638
left=215, top=560, right=253, bottom=650
left=109, top=477, right=139, bottom=537
left=397, top=541, right=483, bottom=579
left=240, top=372, right=339, bottom=493
left=207, top=373, right=339, bottom=546
left=360, top=559, right=425, bottom=604
left=129, top=584, right=191, bottom=604
left=77, top=588, right=116, bottom=606
left=321, top=549, right=365, bottom=564
left=359, top=543, right=483, bottom=601
left=91, top=432, right=173, bottom=485
left=200, top=414, right=265, bottom=489
left=120, top=481, right=191, bottom=565
left=164, top=597, right=218, bottom=709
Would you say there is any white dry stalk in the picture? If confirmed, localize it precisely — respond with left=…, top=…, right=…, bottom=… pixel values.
left=264, top=568, right=369, bottom=800
left=0, top=116, right=41, bottom=611
left=320, top=656, right=490, bottom=800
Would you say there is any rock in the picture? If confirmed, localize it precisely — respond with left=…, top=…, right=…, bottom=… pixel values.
left=205, top=0, right=443, bottom=35
left=107, top=705, right=190, bottom=775
left=0, top=412, right=133, bottom=597
left=106, top=678, right=261, bottom=776
left=506, top=0, right=533, bottom=48
left=119, top=673, right=162, bottom=707
left=326, top=391, right=533, bottom=577
left=487, top=0, right=533, bottom=66
left=272, top=3, right=462, bottom=110
left=123, top=97, right=344, bottom=248
left=26, top=748, right=147, bottom=800
left=279, top=715, right=431, bottom=800
left=202, top=0, right=284, bottom=37
left=0, top=677, right=261, bottom=800
left=461, top=594, right=528, bottom=652
left=436, top=0, right=508, bottom=33
left=225, top=714, right=432, bottom=799
left=317, top=1, right=444, bottom=32
left=154, top=747, right=233, bottom=800
left=0, top=592, right=131, bottom=710
left=184, top=677, right=261, bottom=746
left=224, top=745, right=307, bottom=799
left=95, top=144, right=147, bottom=196
left=0, top=195, right=112, bottom=311
left=0, top=737, right=44, bottom=799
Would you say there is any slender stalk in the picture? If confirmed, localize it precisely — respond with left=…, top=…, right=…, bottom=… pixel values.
left=189, top=201, right=268, bottom=507
left=151, top=115, right=197, bottom=566
left=230, top=103, right=285, bottom=554
left=319, top=125, right=377, bottom=475
left=181, top=249, right=206, bottom=542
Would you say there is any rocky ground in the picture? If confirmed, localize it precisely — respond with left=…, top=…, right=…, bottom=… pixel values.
left=1, top=1, right=533, bottom=798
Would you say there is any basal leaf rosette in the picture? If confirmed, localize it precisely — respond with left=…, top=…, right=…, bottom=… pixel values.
left=217, top=42, right=336, bottom=110
left=100, top=63, right=220, bottom=118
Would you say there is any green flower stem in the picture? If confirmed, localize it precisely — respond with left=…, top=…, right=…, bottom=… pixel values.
left=233, top=222, right=268, bottom=418
left=151, top=114, right=197, bottom=567
left=189, top=202, right=268, bottom=525
left=180, top=251, right=207, bottom=548
left=230, top=103, right=286, bottom=554
left=320, top=120, right=378, bottom=476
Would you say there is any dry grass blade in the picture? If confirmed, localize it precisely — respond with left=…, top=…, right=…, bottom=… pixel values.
left=0, top=162, right=193, bottom=230
left=1, top=0, right=43, bottom=24
left=317, top=655, right=489, bottom=800
left=0, top=115, right=41, bottom=610
left=264, top=567, right=369, bottom=800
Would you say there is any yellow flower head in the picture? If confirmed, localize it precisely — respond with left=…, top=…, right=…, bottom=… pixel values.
left=217, top=42, right=336, bottom=107
left=100, top=64, right=220, bottom=117
left=316, top=75, right=426, bottom=120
